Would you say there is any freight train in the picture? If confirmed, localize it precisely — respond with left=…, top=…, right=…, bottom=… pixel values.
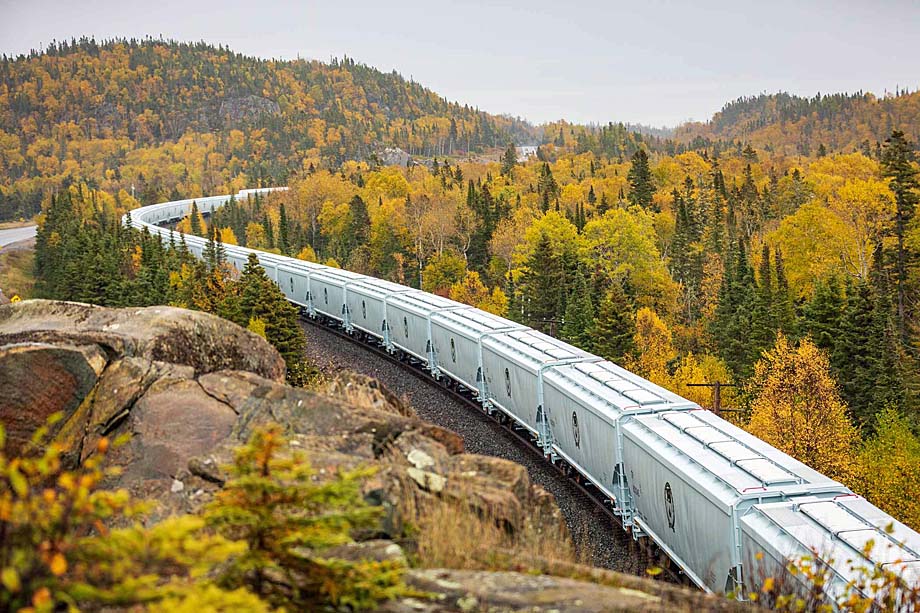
left=130, top=188, right=920, bottom=603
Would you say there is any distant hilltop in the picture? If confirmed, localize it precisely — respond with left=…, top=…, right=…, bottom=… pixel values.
left=674, top=90, right=920, bottom=156
left=4, top=37, right=920, bottom=222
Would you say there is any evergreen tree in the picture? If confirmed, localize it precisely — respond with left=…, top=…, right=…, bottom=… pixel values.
left=205, top=223, right=226, bottom=272
left=802, top=276, right=844, bottom=352
left=262, top=214, right=275, bottom=250
left=561, top=268, right=594, bottom=351
left=880, top=130, right=919, bottom=340
left=750, top=244, right=775, bottom=355
left=500, top=143, right=517, bottom=178
left=537, top=163, right=559, bottom=201
left=520, top=232, right=563, bottom=334
left=278, top=202, right=291, bottom=255
left=554, top=127, right=565, bottom=147
left=190, top=201, right=202, bottom=236
left=705, top=165, right=727, bottom=254
left=738, top=165, right=760, bottom=238
left=348, top=194, right=371, bottom=247
left=205, top=425, right=406, bottom=609
left=772, top=247, right=796, bottom=335
left=670, top=189, right=704, bottom=320
left=234, top=253, right=308, bottom=384
left=711, top=241, right=757, bottom=378
left=591, top=281, right=636, bottom=364
left=35, top=192, right=77, bottom=297
left=505, top=272, right=521, bottom=323
left=597, top=193, right=610, bottom=216
left=833, top=280, right=887, bottom=426
left=742, top=144, right=758, bottom=163
left=626, top=149, right=655, bottom=211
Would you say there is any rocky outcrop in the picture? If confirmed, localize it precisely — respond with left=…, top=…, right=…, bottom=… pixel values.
left=376, top=147, right=410, bottom=167
left=0, top=300, right=561, bottom=535
left=387, top=568, right=751, bottom=612
left=396, top=569, right=663, bottom=612
left=0, top=300, right=284, bottom=380
left=219, top=95, right=280, bottom=123
left=0, top=300, right=284, bottom=463
left=0, top=342, right=106, bottom=452
left=0, top=299, right=739, bottom=611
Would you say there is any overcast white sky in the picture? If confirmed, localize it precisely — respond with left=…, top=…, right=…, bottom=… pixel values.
left=1, top=0, right=918, bottom=127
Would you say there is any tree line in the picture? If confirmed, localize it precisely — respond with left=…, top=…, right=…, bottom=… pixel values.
left=34, top=184, right=313, bottom=384
left=0, top=38, right=530, bottom=220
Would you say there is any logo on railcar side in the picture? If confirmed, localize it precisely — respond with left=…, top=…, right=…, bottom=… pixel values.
left=664, top=482, right=676, bottom=532
left=572, top=411, right=580, bottom=448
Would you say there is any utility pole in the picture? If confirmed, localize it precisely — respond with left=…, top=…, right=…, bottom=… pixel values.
left=685, top=381, right=738, bottom=417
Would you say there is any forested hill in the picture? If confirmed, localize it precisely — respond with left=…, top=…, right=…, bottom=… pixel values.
left=675, top=90, right=920, bottom=155
left=0, top=37, right=534, bottom=218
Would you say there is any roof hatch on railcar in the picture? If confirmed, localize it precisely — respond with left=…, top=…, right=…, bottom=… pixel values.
left=621, top=389, right=665, bottom=406
left=734, top=459, right=800, bottom=485
left=661, top=412, right=801, bottom=486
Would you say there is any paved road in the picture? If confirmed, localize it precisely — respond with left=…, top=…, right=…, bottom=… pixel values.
left=0, top=225, right=37, bottom=247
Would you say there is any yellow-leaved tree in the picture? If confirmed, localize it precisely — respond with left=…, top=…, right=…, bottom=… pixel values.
left=295, top=245, right=318, bottom=262
left=219, top=227, right=238, bottom=246
left=448, top=271, right=508, bottom=316
left=858, top=408, right=920, bottom=530
left=746, top=334, right=859, bottom=483
left=245, top=222, right=268, bottom=250
left=627, top=307, right=676, bottom=386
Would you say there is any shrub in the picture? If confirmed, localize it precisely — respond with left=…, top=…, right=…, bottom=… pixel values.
left=205, top=424, right=409, bottom=610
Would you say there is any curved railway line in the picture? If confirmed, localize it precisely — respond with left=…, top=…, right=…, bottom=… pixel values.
left=300, top=315, right=662, bottom=579
left=130, top=188, right=920, bottom=607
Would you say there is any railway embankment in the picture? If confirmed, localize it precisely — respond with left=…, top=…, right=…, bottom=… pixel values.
left=0, top=299, right=750, bottom=612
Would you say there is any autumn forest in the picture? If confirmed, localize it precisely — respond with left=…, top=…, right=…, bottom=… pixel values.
left=7, top=38, right=920, bottom=534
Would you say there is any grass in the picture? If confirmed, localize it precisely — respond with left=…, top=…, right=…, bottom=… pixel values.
left=0, top=219, right=36, bottom=230
left=400, top=474, right=577, bottom=571
left=0, top=246, right=35, bottom=300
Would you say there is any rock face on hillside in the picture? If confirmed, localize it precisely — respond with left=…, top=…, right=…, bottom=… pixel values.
left=218, top=95, right=280, bottom=123
left=0, top=300, right=740, bottom=612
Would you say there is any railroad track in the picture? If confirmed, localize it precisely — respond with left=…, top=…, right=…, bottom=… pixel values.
left=137, top=189, right=920, bottom=602
left=301, top=313, right=688, bottom=586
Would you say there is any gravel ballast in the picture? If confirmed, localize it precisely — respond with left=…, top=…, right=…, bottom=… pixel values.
left=301, top=319, right=640, bottom=574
